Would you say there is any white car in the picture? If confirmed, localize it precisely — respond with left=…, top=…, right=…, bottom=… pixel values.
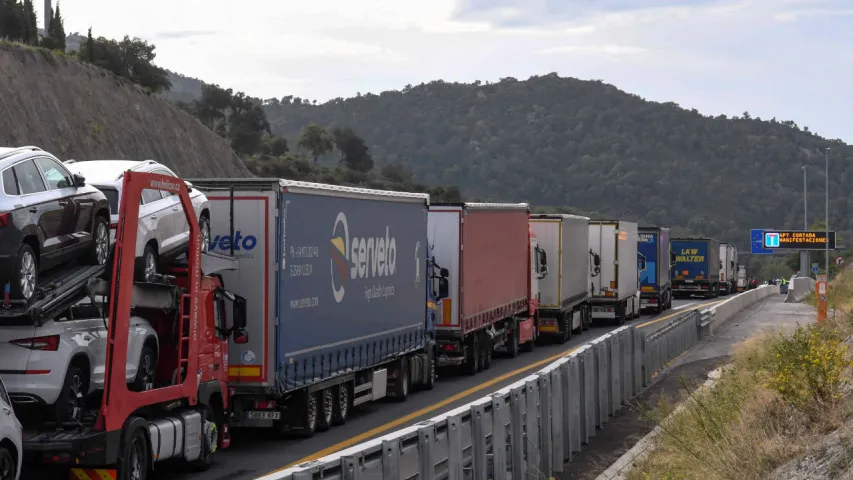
left=64, top=159, right=211, bottom=280
left=0, top=376, right=22, bottom=480
left=0, top=298, right=158, bottom=423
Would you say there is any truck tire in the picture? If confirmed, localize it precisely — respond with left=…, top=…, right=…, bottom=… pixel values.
left=317, top=388, right=334, bottom=431
left=423, top=355, right=437, bottom=391
left=189, top=406, right=218, bottom=471
left=118, top=420, right=150, bottom=480
left=616, top=301, right=626, bottom=326
left=482, top=339, right=493, bottom=370
left=332, top=383, right=351, bottom=425
left=561, top=312, right=572, bottom=343
left=464, top=336, right=480, bottom=375
left=507, top=326, right=520, bottom=358
left=297, top=392, right=319, bottom=438
left=391, top=358, right=410, bottom=401
left=581, top=306, right=591, bottom=331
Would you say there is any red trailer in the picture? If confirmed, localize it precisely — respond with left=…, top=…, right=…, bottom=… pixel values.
left=427, top=203, right=548, bottom=374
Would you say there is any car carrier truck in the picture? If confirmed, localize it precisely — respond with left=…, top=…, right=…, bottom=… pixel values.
left=719, top=243, right=738, bottom=295
left=672, top=237, right=721, bottom=298
left=529, top=214, right=591, bottom=342
left=637, top=226, right=674, bottom=313
left=588, top=220, right=640, bottom=325
left=428, top=203, right=545, bottom=375
left=188, top=178, right=437, bottom=437
left=18, top=171, right=249, bottom=479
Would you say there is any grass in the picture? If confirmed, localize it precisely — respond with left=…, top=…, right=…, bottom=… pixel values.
left=627, top=278, right=853, bottom=480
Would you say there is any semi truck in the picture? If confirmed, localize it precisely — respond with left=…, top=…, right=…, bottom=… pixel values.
left=188, top=178, right=438, bottom=437
left=672, top=237, right=721, bottom=298
left=737, top=264, right=747, bottom=292
left=588, top=220, right=640, bottom=325
left=637, top=226, right=674, bottom=314
left=529, top=214, right=592, bottom=342
left=719, top=243, right=738, bottom=295
left=428, top=203, right=545, bottom=374
left=19, top=171, right=249, bottom=478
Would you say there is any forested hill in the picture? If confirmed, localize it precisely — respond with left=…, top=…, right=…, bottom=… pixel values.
left=260, top=73, right=853, bottom=244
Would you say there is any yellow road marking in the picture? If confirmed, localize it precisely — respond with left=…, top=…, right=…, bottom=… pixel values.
left=266, top=299, right=723, bottom=474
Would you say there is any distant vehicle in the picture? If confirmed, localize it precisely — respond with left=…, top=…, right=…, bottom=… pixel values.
left=63, top=159, right=211, bottom=280
left=0, top=375, right=22, bottom=480
left=637, top=226, right=674, bottom=313
left=0, top=147, right=111, bottom=300
left=672, top=237, right=721, bottom=299
left=736, top=264, right=747, bottom=292
left=719, top=243, right=737, bottom=295
left=589, top=220, right=640, bottom=324
left=0, top=296, right=159, bottom=423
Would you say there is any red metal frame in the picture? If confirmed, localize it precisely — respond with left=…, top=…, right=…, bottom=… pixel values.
left=95, top=171, right=203, bottom=432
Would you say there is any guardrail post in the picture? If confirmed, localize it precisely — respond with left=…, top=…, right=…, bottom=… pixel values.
left=510, top=386, right=526, bottom=480
left=632, top=327, right=642, bottom=395
left=609, top=332, right=621, bottom=414
left=292, top=471, right=313, bottom=480
left=341, top=455, right=361, bottom=480
left=581, top=346, right=595, bottom=442
left=447, top=414, right=463, bottom=480
left=470, top=403, right=487, bottom=480
left=525, top=379, right=540, bottom=477
left=567, top=354, right=581, bottom=455
left=539, top=372, right=553, bottom=477
left=550, top=367, right=564, bottom=472
left=491, top=394, right=508, bottom=480
left=642, top=333, right=650, bottom=387
left=595, top=339, right=609, bottom=426
left=418, top=422, right=436, bottom=480
left=381, top=439, right=401, bottom=479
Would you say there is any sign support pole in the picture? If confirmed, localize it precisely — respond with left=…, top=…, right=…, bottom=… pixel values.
left=817, top=275, right=827, bottom=324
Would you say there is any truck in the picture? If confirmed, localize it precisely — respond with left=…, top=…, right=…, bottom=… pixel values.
left=187, top=178, right=437, bottom=437
left=428, top=203, right=546, bottom=375
left=637, top=226, right=674, bottom=314
left=588, top=220, right=640, bottom=325
left=529, top=214, right=591, bottom=342
left=671, top=237, right=721, bottom=298
left=719, top=243, right=738, bottom=295
left=737, top=264, right=747, bottom=292
left=19, top=171, right=249, bottom=478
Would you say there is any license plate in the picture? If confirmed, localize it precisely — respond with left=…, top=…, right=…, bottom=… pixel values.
left=246, top=410, right=281, bottom=420
left=684, top=279, right=694, bottom=283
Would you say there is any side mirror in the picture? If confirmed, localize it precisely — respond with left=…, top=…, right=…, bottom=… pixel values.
left=234, top=329, right=249, bottom=344
left=440, top=267, right=449, bottom=278
left=184, top=180, right=194, bottom=191
left=438, top=277, right=449, bottom=299
left=671, top=252, right=677, bottom=263
left=73, top=173, right=86, bottom=187
left=232, top=295, right=247, bottom=329
left=593, top=253, right=601, bottom=267
left=539, top=250, right=547, bottom=267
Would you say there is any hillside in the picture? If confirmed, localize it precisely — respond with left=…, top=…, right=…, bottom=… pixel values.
left=0, top=42, right=250, bottom=178
left=258, top=74, right=853, bottom=245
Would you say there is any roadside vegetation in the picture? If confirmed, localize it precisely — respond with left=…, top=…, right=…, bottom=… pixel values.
left=628, top=274, right=853, bottom=479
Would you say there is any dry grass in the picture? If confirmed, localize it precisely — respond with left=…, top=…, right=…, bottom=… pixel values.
left=627, top=291, right=853, bottom=480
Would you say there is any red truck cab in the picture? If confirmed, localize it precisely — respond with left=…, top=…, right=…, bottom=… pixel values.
left=21, top=171, right=247, bottom=480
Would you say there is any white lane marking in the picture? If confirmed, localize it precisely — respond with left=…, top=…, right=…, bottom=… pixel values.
left=672, top=301, right=697, bottom=310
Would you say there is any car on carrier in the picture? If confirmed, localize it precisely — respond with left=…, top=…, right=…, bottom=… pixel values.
left=0, top=296, right=158, bottom=423
left=63, top=159, right=211, bottom=281
left=0, top=147, right=111, bottom=301
left=0, top=375, right=22, bottom=480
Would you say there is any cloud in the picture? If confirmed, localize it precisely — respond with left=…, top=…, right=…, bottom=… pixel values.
left=31, top=0, right=853, bottom=142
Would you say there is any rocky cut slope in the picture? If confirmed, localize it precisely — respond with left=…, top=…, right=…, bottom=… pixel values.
left=0, top=42, right=251, bottom=177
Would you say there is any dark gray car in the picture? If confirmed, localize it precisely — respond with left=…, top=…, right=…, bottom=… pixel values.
left=0, top=147, right=111, bottom=301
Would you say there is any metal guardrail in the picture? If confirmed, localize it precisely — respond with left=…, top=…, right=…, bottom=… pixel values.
left=264, top=310, right=705, bottom=480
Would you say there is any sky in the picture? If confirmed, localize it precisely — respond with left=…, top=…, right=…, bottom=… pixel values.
left=41, top=0, right=853, bottom=142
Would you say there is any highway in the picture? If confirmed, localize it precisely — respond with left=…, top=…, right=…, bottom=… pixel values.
left=151, top=297, right=724, bottom=480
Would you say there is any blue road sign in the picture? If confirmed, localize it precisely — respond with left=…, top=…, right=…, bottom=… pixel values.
left=812, top=263, right=820, bottom=274
left=750, top=229, right=774, bottom=254
left=764, top=232, right=780, bottom=248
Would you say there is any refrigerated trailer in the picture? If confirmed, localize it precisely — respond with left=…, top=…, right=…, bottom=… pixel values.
left=188, top=178, right=437, bottom=436
left=529, top=214, right=591, bottom=342
left=428, top=203, right=545, bottom=375
left=719, top=243, right=738, bottom=295
left=638, top=226, right=674, bottom=313
left=737, top=264, right=747, bottom=292
left=672, top=237, right=721, bottom=299
left=589, top=220, right=640, bottom=325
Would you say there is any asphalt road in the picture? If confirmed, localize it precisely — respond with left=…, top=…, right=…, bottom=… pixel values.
left=146, top=296, right=723, bottom=480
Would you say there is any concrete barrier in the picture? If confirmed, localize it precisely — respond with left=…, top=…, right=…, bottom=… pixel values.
left=786, top=277, right=816, bottom=303
left=699, top=285, right=776, bottom=336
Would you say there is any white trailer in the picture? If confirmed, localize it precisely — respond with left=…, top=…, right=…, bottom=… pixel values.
left=589, top=220, right=640, bottom=325
left=529, top=214, right=591, bottom=342
left=737, top=264, right=747, bottom=292
left=720, top=243, right=737, bottom=295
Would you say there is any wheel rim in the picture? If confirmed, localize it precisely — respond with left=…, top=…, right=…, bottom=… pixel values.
left=19, top=250, right=36, bottom=299
left=204, top=419, right=218, bottom=455
left=322, top=390, right=333, bottom=422
left=129, top=437, right=145, bottom=480
left=144, top=251, right=156, bottom=281
left=0, top=451, right=12, bottom=479
left=402, top=367, right=409, bottom=395
left=95, top=221, right=109, bottom=264
left=200, top=219, right=211, bottom=253
left=307, top=395, right=317, bottom=429
left=338, top=386, right=350, bottom=417
left=67, top=373, right=83, bottom=421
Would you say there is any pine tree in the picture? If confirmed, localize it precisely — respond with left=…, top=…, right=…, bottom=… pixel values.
left=21, top=0, right=37, bottom=45
left=46, top=0, right=64, bottom=50
left=85, top=26, right=94, bottom=62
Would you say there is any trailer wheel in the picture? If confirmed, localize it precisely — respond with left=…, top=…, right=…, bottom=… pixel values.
left=316, top=388, right=334, bottom=431
left=506, top=326, right=520, bottom=358
left=560, top=313, right=572, bottom=343
left=616, top=301, right=626, bottom=326
left=118, top=423, right=149, bottom=480
left=297, top=392, right=319, bottom=438
left=392, top=358, right=410, bottom=401
left=463, top=336, right=480, bottom=375
left=582, top=306, right=591, bottom=331
left=332, top=383, right=351, bottom=425
left=482, top=339, right=493, bottom=370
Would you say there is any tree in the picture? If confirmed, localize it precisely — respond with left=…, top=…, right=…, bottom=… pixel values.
left=270, top=136, right=289, bottom=156
left=0, top=0, right=36, bottom=45
left=77, top=35, right=171, bottom=93
left=21, top=0, right=37, bottom=44
left=332, top=127, right=373, bottom=173
left=297, top=124, right=334, bottom=164
left=85, top=27, right=94, bottom=62
left=42, top=0, right=65, bottom=50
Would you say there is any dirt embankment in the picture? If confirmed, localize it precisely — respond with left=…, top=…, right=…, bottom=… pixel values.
left=0, top=43, right=251, bottom=178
